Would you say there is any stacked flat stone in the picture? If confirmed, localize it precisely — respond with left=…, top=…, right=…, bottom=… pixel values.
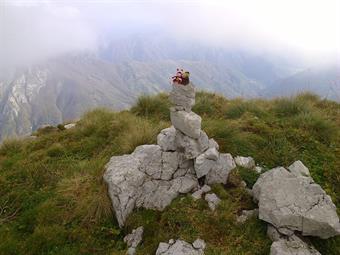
left=103, top=82, right=236, bottom=228
left=164, top=82, right=236, bottom=183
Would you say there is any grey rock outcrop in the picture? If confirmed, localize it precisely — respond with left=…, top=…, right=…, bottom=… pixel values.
left=270, top=235, right=321, bottom=255
left=253, top=166, right=340, bottom=239
left=156, top=239, right=205, bottom=255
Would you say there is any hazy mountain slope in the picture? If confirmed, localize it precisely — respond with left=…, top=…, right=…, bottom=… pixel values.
left=0, top=52, right=268, bottom=140
left=0, top=35, right=321, bottom=141
left=264, top=64, right=340, bottom=101
left=0, top=56, right=134, bottom=140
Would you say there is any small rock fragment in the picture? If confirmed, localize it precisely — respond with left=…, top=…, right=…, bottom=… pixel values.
left=254, top=166, right=263, bottom=174
left=236, top=209, right=259, bottom=223
left=126, top=247, right=136, bottom=255
left=192, top=238, right=206, bottom=250
left=191, top=185, right=211, bottom=200
left=270, top=235, right=321, bottom=255
left=235, top=156, right=256, bottom=169
left=156, top=239, right=205, bottom=255
left=200, top=185, right=211, bottom=193
left=64, top=123, right=76, bottom=129
left=124, top=226, right=144, bottom=248
left=205, top=193, right=221, bottom=211
left=288, top=160, right=310, bottom=177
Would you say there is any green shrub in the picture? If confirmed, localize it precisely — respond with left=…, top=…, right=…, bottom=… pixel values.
left=0, top=139, right=23, bottom=156
left=224, top=100, right=265, bottom=119
left=24, top=225, right=68, bottom=255
left=47, top=143, right=65, bottom=158
left=36, top=126, right=58, bottom=136
left=237, top=167, right=261, bottom=188
left=193, top=92, right=227, bottom=117
left=291, top=112, right=338, bottom=144
left=57, top=124, right=65, bottom=131
left=273, top=97, right=310, bottom=117
left=131, top=94, right=170, bottom=121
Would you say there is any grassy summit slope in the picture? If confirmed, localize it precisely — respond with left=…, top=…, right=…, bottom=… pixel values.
left=0, top=92, right=339, bottom=255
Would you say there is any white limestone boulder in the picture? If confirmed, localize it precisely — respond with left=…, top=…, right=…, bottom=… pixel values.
left=206, top=153, right=236, bottom=185
left=169, top=82, right=195, bottom=112
left=234, top=156, right=255, bottom=169
left=253, top=167, right=340, bottom=239
left=157, top=126, right=177, bottom=151
left=175, top=130, right=209, bottom=159
left=194, top=148, right=219, bottom=178
left=170, top=109, right=201, bottom=139
left=103, top=154, right=146, bottom=227
left=104, top=145, right=198, bottom=227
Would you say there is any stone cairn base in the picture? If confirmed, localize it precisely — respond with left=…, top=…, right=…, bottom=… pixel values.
left=103, top=82, right=236, bottom=227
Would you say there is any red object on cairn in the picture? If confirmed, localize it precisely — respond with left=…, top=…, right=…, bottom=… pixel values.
left=171, top=68, right=190, bottom=85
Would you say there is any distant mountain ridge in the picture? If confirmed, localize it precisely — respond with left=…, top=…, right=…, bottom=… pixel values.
left=0, top=35, right=337, bottom=140
left=264, top=63, right=340, bottom=101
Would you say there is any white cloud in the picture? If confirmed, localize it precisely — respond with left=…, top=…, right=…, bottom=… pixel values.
left=0, top=0, right=338, bottom=69
left=0, top=1, right=97, bottom=69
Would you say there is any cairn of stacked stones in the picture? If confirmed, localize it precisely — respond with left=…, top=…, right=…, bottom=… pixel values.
left=103, top=81, right=340, bottom=255
left=103, top=81, right=235, bottom=227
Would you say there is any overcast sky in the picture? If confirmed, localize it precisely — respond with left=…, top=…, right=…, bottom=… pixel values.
left=1, top=0, right=339, bottom=68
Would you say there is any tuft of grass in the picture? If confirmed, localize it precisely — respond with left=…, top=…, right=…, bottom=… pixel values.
left=0, top=139, right=23, bottom=156
left=237, top=167, right=261, bottom=188
left=223, top=99, right=265, bottom=119
left=272, top=97, right=311, bottom=117
left=46, top=143, right=65, bottom=158
left=131, top=93, right=170, bottom=121
left=291, top=112, right=338, bottom=145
